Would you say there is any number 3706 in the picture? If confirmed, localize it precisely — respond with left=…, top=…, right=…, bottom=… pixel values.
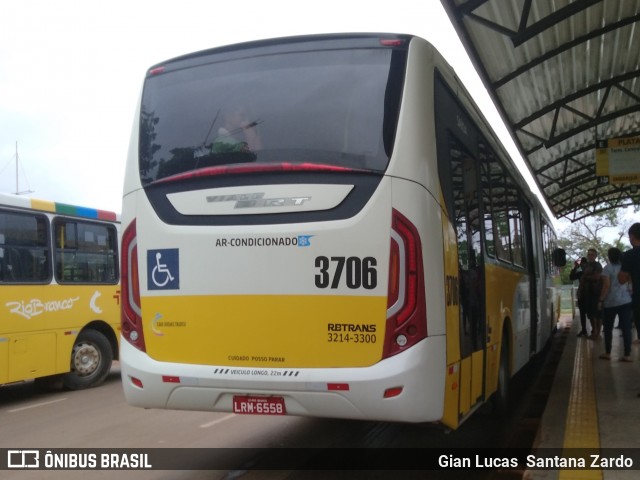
left=314, top=256, right=377, bottom=290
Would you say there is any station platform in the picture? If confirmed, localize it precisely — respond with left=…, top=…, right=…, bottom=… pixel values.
left=530, top=313, right=639, bottom=480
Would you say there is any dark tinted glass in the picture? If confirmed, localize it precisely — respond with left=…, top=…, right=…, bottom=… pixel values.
left=0, top=211, right=50, bottom=283
left=54, top=219, right=118, bottom=284
left=140, top=47, right=404, bottom=184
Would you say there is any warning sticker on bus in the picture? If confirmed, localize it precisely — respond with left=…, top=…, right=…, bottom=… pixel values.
left=232, top=395, right=287, bottom=415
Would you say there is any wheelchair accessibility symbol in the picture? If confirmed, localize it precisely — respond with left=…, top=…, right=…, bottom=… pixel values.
left=147, top=249, right=180, bottom=290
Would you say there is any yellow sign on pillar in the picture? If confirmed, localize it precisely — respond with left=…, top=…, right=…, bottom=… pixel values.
left=595, top=136, right=640, bottom=184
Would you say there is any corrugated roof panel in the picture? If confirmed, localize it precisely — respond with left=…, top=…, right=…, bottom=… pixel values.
left=442, top=0, right=640, bottom=220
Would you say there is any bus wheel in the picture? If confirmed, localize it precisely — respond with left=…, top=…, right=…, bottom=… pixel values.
left=63, top=330, right=113, bottom=390
left=493, top=335, right=510, bottom=414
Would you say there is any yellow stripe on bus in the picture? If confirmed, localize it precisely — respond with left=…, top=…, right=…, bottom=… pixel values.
left=1, top=284, right=120, bottom=383
left=29, top=198, right=56, bottom=213
left=142, top=294, right=387, bottom=368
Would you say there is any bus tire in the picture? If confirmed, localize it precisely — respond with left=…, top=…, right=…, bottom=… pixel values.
left=493, top=333, right=510, bottom=414
left=63, top=329, right=113, bottom=390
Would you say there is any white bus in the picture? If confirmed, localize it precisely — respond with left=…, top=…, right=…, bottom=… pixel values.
left=120, top=34, right=564, bottom=428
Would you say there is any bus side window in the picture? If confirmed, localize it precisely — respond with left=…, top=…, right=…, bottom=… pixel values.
left=0, top=211, right=50, bottom=283
left=54, top=219, right=118, bottom=284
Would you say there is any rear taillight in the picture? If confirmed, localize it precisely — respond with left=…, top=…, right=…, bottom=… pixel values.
left=383, top=209, right=427, bottom=358
left=380, top=39, right=406, bottom=47
left=121, top=220, right=146, bottom=351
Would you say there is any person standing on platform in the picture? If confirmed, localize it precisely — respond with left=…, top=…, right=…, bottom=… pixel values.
left=619, top=222, right=640, bottom=344
left=570, top=257, right=589, bottom=336
left=598, top=248, right=632, bottom=362
left=581, top=248, right=603, bottom=340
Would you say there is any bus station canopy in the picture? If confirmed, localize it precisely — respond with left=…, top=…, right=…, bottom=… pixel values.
left=440, top=0, right=640, bottom=221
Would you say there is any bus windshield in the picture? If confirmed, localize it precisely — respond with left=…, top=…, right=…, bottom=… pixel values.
left=139, top=46, right=406, bottom=184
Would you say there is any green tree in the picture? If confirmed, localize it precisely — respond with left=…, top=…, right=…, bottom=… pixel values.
left=557, top=208, right=637, bottom=284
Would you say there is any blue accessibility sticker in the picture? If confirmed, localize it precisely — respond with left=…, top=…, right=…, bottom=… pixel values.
left=147, top=249, right=180, bottom=290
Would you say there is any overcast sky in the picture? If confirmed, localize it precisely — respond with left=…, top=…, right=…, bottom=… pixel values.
left=0, top=0, right=527, bottom=215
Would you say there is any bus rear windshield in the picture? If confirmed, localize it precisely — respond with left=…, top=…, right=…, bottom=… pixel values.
left=139, top=45, right=406, bottom=184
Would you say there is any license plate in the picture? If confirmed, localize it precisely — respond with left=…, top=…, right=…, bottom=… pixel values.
left=233, top=395, right=287, bottom=415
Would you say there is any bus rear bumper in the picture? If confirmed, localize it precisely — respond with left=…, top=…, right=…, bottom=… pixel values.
left=120, top=335, right=446, bottom=423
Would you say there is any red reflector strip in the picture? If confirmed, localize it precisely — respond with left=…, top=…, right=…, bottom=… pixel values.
left=327, top=383, right=350, bottom=391
left=162, top=376, right=181, bottom=383
left=383, top=387, right=403, bottom=398
left=130, top=376, right=144, bottom=389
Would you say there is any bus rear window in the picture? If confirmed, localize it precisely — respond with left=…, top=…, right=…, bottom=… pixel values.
left=139, top=46, right=406, bottom=185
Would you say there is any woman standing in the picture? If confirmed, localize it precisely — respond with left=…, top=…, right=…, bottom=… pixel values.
left=599, top=247, right=633, bottom=362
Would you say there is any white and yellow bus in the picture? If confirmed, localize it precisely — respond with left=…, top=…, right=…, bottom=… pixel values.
left=120, top=34, right=564, bottom=428
left=1, top=193, right=120, bottom=389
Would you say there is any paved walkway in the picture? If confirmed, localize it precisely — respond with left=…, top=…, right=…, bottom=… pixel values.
left=529, top=313, right=640, bottom=480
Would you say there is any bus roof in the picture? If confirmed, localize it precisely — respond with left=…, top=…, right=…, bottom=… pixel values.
left=0, top=192, right=119, bottom=222
left=146, top=32, right=413, bottom=75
